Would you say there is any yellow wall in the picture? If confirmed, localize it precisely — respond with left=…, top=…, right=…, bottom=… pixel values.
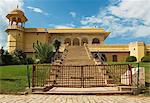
left=24, top=32, right=48, bottom=52
left=129, top=42, right=145, bottom=62
left=6, top=27, right=150, bottom=62
left=50, top=33, right=105, bottom=45
left=7, top=29, right=24, bottom=53
left=100, top=52, right=129, bottom=62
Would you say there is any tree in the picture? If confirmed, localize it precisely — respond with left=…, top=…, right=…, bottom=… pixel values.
left=13, top=49, right=27, bottom=64
left=53, top=40, right=61, bottom=51
left=34, top=42, right=55, bottom=63
left=1, top=49, right=14, bottom=65
left=126, top=56, right=137, bottom=62
left=0, top=47, right=4, bottom=65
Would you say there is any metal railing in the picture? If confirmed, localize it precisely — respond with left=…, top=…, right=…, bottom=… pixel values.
left=32, top=64, right=133, bottom=88
left=84, top=43, right=93, bottom=60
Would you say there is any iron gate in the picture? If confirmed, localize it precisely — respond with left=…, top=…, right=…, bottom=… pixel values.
left=32, top=64, right=133, bottom=88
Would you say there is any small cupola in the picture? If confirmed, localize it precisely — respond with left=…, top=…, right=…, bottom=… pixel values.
left=6, top=6, right=28, bottom=27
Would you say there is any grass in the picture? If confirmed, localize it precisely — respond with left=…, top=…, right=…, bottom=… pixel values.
left=0, top=65, right=32, bottom=93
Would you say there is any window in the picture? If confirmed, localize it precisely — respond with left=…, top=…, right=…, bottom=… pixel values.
left=92, top=38, right=100, bottom=44
left=81, top=38, right=88, bottom=46
left=64, top=38, right=71, bottom=45
left=73, top=38, right=80, bottom=46
left=112, top=55, right=118, bottom=62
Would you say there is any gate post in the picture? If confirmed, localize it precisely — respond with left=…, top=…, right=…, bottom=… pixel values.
left=137, top=62, right=140, bottom=87
left=81, top=66, right=84, bottom=88
left=128, top=65, right=132, bottom=86
left=32, top=65, right=36, bottom=87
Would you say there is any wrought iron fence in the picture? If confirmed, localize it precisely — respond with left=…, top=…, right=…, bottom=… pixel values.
left=32, top=64, right=133, bottom=88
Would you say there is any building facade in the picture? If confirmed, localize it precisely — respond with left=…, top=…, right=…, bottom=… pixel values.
left=6, top=8, right=150, bottom=62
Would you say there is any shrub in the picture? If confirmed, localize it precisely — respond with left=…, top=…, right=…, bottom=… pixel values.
left=53, top=40, right=61, bottom=51
left=1, top=50, right=14, bottom=65
left=126, top=56, right=137, bottom=62
left=141, top=56, right=150, bottom=62
left=26, top=58, right=34, bottom=64
left=33, top=42, right=55, bottom=63
left=13, top=49, right=27, bottom=64
left=12, top=56, right=21, bottom=65
left=2, top=52, right=14, bottom=65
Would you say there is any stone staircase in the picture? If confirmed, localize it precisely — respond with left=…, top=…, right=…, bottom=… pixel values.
left=55, top=66, right=115, bottom=87
left=62, top=46, right=95, bottom=65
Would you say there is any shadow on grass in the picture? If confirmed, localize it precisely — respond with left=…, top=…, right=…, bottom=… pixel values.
left=0, top=78, right=21, bottom=82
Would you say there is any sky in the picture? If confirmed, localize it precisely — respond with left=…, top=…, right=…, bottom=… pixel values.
left=0, top=0, right=150, bottom=49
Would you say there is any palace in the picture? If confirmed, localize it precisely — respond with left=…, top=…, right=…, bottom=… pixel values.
left=6, top=8, right=150, bottom=63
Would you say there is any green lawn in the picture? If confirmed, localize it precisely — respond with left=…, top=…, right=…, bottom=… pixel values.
left=0, top=65, right=32, bottom=93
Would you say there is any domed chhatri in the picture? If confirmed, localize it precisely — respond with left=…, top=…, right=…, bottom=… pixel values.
left=10, top=8, right=25, bottom=15
left=6, top=6, right=27, bottom=27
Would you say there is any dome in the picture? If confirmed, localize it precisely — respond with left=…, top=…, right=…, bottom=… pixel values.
left=10, top=8, right=24, bottom=15
left=6, top=7, right=28, bottom=22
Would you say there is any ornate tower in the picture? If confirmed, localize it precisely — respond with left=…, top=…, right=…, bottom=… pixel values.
left=6, top=6, right=28, bottom=53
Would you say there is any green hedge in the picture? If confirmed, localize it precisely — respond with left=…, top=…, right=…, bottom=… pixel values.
left=141, top=56, right=150, bottom=62
left=126, top=56, right=137, bottom=62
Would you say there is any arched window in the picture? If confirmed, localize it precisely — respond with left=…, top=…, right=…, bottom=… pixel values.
left=64, top=38, right=71, bottom=45
left=81, top=38, right=88, bottom=46
left=11, top=17, right=17, bottom=25
left=18, top=18, right=21, bottom=22
left=92, top=38, right=100, bottom=44
left=112, top=55, right=118, bottom=62
left=73, top=38, right=80, bottom=46
left=12, top=17, right=16, bottom=21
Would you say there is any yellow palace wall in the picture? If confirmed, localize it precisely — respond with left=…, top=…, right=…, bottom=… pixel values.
left=6, top=27, right=150, bottom=62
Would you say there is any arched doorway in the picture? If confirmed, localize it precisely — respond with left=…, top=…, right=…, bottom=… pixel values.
left=92, top=38, right=100, bottom=44
left=73, top=38, right=80, bottom=46
left=64, top=38, right=71, bottom=45
left=81, top=38, right=88, bottom=46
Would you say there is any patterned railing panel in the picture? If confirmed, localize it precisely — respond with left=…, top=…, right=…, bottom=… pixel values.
left=32, top=64, right=133, bottom=88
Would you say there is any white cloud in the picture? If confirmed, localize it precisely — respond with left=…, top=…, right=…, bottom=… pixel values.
left=80, top=0, right=150, bottom=39
left=55, top=25, right=73, bottom=29
left=109, top=0, right=150, bottom=24
left=81, top=16, right=101, bottom=25
left=27, top=6, right=42, bottom=13
left=27, top=6, right=49, bottom=15
left=54, top=23, right=75, bottom=29
left=0, top=0, right=24, bottom=49
left=69, top=12, right=76, bottom=18
left=107, top=0, right=150, bottom=38
left=80, top=26, right=96, bottom=28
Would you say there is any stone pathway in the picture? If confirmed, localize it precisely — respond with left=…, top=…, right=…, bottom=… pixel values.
left=0, top=94, right=150, bottom=103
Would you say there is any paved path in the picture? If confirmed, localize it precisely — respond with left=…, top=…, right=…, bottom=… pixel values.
left=0, top=94, right=150, bottom=103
